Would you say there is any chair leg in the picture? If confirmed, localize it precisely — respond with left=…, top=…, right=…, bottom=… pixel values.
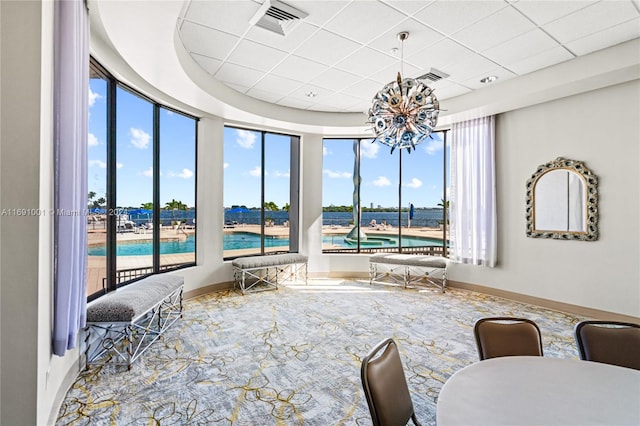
left=411, top=413, right=422, bottom=426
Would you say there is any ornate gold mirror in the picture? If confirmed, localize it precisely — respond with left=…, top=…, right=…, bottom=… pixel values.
left=526, top=157, right=598, bottom=241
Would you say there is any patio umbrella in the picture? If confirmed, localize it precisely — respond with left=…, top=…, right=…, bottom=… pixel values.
left=227, top=207, right=251, bottom=213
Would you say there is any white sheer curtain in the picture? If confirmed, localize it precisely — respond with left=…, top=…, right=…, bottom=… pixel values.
left=53, top=0, right=89, bottom=356
left=449, top=116, right=497, bottom=267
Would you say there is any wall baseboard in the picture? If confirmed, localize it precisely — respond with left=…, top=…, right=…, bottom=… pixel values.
left=446, top=280, right=640, bottom=323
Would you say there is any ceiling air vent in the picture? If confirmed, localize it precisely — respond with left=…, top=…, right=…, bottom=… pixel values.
left=249, top=0, right=308, bottom=36
left=416, top=68, right=450, bottom=83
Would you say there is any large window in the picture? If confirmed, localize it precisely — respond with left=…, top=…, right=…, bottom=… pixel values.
left=322, top=133, right=449, bottom=254
left=223, top=126, right=299, bottom=259
left=87, top=60, right=197, bottom=300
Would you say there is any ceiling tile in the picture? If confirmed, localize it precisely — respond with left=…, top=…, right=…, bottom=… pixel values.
left=323, top=1, right=407, bottom=45
left=245, top=21, right=318, bottom=53
left=483, top=29, right=559, bottom=67
left=294, top=30, right=363, bottom=66
left=286, top=84, right=332, bottom=101
left=334, top=47, right=396, bottom=79
left=459, top=67, right=517, bottom=90
left=271, top=55, right=329, bottom=83
left=251, top=73, right=304, bottom=95
left=179, top=21, right=239, bottom=60
left=341, top=79, right=386, bottom=100
left=181, top=1, right=259, bottom=37
left=506, top=46, right=574, bottom=75
left=413, top=1, right=508, bottom=36
left=543, top=1, right=640, bottom=44
left=367, top=18, right=445, bottom=59
left=190, top=54, right=222, bottom=75
left=246, top=88, right=284, bottom=104
left=407, top=38, right=477, bottom=71
left=380, top=0, right=434, bottom=16
left=368, top=61, right=425, bottom=85
left=452, top=6, right=537, bottom=52
left=215, top=63, right=265, bottom=87
left=226, top=40, right=289, bottom=72
left=223, top=82, right=250, bottom=94
left=286, top=1, right=350, bottom=27
left=511, top=1, right=598, bottom=26
left=443, top=51, right=501, bottom=83
left=434, top=83, right=471, bottom=100
left=309, top=68, right=362, bottom=92
left=565, top=18, right=640, bottom=56
left=278, top=96, right=317, bottom=109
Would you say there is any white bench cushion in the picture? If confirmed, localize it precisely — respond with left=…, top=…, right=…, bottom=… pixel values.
left=232, top=253, right=308, bottom=269
left=369, top=253, right=450, bottom=269
left=87, top=274, right=184, bottom=322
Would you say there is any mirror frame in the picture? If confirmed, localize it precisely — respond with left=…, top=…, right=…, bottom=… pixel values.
left=526, top=157, right=598, bottom=241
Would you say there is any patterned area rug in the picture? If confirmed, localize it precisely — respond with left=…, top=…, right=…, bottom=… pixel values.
left=57, top=279, right=584, bottom=425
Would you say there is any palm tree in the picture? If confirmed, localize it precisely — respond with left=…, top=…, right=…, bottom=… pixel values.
left=140, top=202, right=154, bottom=210
left=165, top=199, right=188, bottom=225
left=263, top=201, right=279, bottom=211
left=437, top=198, right=450, bottom=226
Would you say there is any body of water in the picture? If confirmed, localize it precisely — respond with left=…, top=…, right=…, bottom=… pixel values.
left=88, top=232, right=444, bottom=256
left=225, top=209, right=445, bottom=228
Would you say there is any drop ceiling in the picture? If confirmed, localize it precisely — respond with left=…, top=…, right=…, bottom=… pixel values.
left=177, top=0, right=640, bottom=113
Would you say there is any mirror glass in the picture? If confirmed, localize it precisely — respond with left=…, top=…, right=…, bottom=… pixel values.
left=526, top=157, right=598, bottom=241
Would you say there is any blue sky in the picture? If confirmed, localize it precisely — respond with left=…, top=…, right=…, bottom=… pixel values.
left=224, top=128, right=448, bottom=209
left=223, top=127, right=291, bottom=209
left=88, top=80, right=196, bottom=208
left=323, top=134, right=448, bottom=208
left=90, top=78, right=447, bottom=211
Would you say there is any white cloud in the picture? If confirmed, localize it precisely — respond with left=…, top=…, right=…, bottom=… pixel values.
left=143, top=167, right=153, bottom=177
left=323, top=146, right=330, bottom=156
left=373, top=176, right=391, bottom=187
left=424, top=138, right=444, bottom=155
left=360, top=141, right=380, bottom=159
left=130, top=128, right=150, bottom=149
left=249, top=166, right=262, bottom=177
left=236, top=129, right=256, bottom=149
left=116, top=163, right=123, bottom=169
left=88, top=87, right=101, bottom=107
left=323, top=169, right=351, bottom=179
left=274, top=170, right=290, bottom=178
left=88, top=133, right=99, bottom=147
left=88, top=160, right=106, bottom=169
left=404, top=177, right=423, bottom=189
left=169, top=168, right=194, bottom=179
left=223, top=163, right=229, bottom=169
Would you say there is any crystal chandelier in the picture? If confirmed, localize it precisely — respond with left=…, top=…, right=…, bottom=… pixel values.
left=368, top=32, right=440, bottom=154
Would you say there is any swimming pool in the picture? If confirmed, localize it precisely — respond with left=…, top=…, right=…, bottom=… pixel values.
left=87, top=233, right=443, bottom=256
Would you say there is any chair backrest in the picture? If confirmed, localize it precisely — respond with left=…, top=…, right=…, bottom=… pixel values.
left=574, top=320, right=640, bottom=370
left=474, top=317, right=544, bottom=361
left=360, top=338, right=421, bottom=426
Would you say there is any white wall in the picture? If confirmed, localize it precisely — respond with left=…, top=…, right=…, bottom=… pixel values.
left=450, top=81, right=640, bottom=317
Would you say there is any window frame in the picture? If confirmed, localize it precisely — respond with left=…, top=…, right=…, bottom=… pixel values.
left=88, top=58, right=198, bottom=301
left=321, top=132, right=449, bottom=255
left=222, top=125, right=300, bottom=260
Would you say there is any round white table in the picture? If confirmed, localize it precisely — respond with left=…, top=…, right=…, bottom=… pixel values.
left=437, top=356, right=640, bottom=426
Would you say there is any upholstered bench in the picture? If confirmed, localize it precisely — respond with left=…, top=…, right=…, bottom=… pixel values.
left=85, top=274, right=183, bottom=369
left=232, top=253, right=308, bottom=294
left=369, top=253, right=450, bottom=292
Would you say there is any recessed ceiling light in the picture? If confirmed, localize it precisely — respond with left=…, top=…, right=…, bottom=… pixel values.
left=305, top=91, right=318, bottom=98
left=480, top=75, right=498, bottom=83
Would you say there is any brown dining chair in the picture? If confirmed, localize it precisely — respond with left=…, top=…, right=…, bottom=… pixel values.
left=474, top=317, right=544, bottom=361
left=574, top=320, right=640, bottom=370
left=360, top=338, right=421, bottom=426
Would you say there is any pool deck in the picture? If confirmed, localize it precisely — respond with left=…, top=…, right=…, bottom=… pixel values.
left=86, top=224, right=448, bottom=296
